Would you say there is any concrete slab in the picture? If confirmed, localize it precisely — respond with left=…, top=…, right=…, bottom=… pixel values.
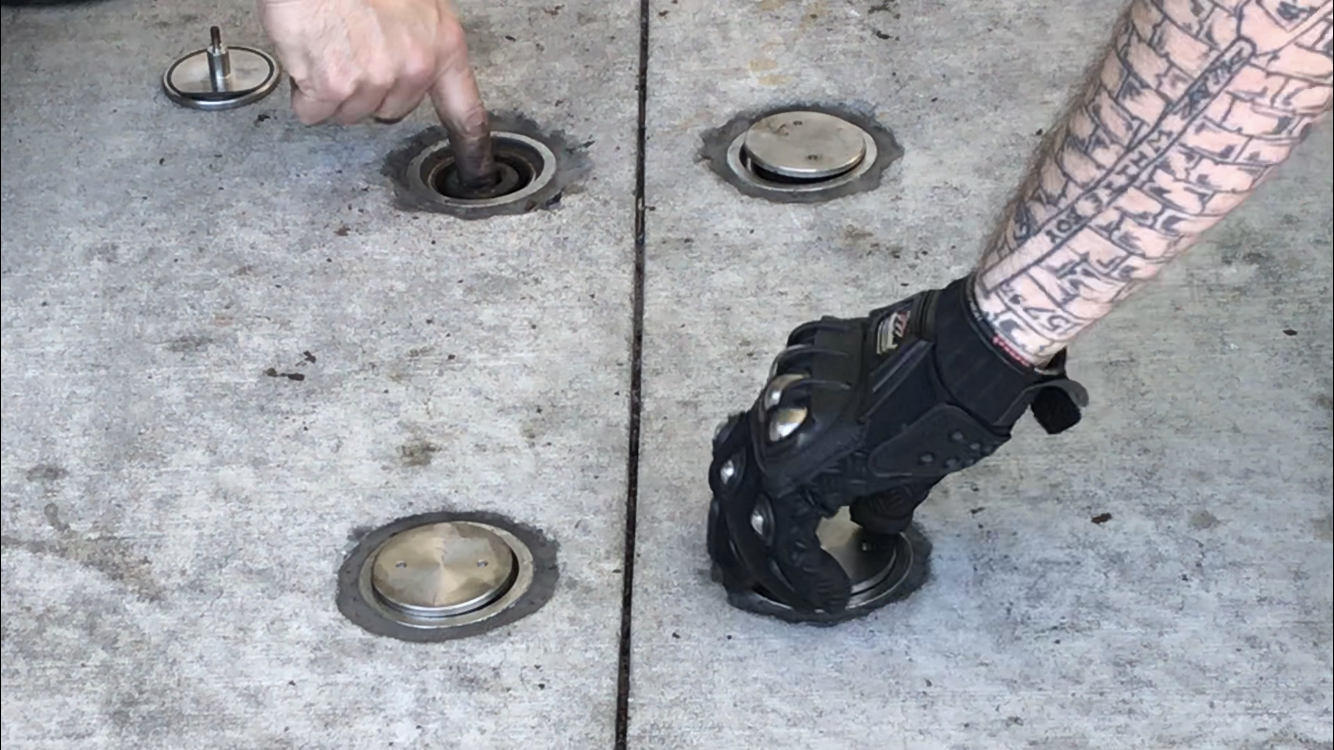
left=630, top=1, right=1333, bottom=748
left=0, top=1, right=638, bottom=748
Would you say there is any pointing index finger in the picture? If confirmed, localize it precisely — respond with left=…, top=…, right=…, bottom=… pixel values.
left=429, top=47, right=497, bottom=190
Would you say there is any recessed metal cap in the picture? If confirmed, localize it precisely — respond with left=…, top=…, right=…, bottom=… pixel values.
left=816, top=509, right=898, bottom=596
left=742, top=111, right=868, bottom=180
left=163, top=26, right=281, bottom=110
left=371, top=522, right=516, bottom=618
left=338, top=510, right=558, bottom=642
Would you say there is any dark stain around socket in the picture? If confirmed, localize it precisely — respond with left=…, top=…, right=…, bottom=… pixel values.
left=699, top=101, right=904, bottom=204
left=382, top=111, right=590, bottom=220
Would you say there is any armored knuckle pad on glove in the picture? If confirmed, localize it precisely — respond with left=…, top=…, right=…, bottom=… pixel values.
left=757, top=274, right=1088, bottom=496
left=708, top=275, right=1090, bottom=617
left=752, top=277, right=1088, bottom=509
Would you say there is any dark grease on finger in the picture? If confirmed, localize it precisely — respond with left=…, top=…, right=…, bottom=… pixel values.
left=448, top=131, right=501, bottom=192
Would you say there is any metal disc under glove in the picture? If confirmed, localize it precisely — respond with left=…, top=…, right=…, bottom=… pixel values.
left=742, top=111, right=868, bottom=180
left=710, top=498, right=931, bottom=626
left=163, top=26, right=280, bottom=110
left=816, top=508, right=900, bottom=598
left=370, top=522, right=517, bottom=618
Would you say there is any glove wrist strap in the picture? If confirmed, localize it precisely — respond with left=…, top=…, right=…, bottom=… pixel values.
left=925, top=276, right=1086, bottom=432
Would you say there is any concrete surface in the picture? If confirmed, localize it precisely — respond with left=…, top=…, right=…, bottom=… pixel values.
left=1, top=0, right=637, bottom=747
left=629, top=1, right=1332, bottom=749
left=1, top=1, right=1330, bottom=750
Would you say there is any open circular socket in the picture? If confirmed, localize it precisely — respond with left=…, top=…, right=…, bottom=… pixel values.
left=407, top=132, right=557, bottom=210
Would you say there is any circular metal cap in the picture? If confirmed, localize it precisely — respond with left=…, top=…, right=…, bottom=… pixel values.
left=742, top=111, right=868, bottom=180
left=163, top=26, right=281, bottom=111
left=338, top=510, right=558, bottom=642
left=371, top=522, right=516, bottom=618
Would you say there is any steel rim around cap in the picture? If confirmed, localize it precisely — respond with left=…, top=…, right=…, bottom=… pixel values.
left=726, top=122, right=877, bottom=194
left=357, top=521, right=536, bottom=630
left=407, top=132, right=557, bottom=209
left=162, top=46, right=281, bottom=111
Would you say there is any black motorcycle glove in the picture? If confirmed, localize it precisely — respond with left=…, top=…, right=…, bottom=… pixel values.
left=707, top=275, right=1089, bottom=618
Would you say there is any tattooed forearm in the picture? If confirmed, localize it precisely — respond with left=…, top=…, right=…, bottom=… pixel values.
left=971, top=0, right=1333, bottom=365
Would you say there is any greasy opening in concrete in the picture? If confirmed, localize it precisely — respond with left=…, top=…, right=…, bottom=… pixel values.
left=429, top=142, right=537, bottom=200
left=383, top=112, right=590, bottom=219
left=337, top=510, right=558, bottom=642
left=418, top=134, right=550, bottom=202
left=699, top=102, right=903, bottom=204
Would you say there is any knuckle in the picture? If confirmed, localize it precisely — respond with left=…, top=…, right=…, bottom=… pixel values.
left=401, top=50, right=436, bottom=87
left=290, top=90, right=327, bottom=124
left=436, top=19, right=468, bottom=55
left=368, top=75, right=396, bottom=95
left=320, top=75, right=357, bottom=103
left=361, top=65, right=395, bottom=94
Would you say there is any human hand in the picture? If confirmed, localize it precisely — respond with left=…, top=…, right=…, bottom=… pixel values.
left=256, top=0, right=488, bottom=137
left=705, top=277, right=1088, bottom=622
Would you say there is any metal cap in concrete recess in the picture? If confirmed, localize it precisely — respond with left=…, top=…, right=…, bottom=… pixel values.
left=337, top=511, right=559, bottom=642
left=371, top=522, right=518, bottom=619
left=742, top=111, right=868, bottom=181
left=699, top=104, right=903, bottom=203
left=816, top=509, right=901, bottom=597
